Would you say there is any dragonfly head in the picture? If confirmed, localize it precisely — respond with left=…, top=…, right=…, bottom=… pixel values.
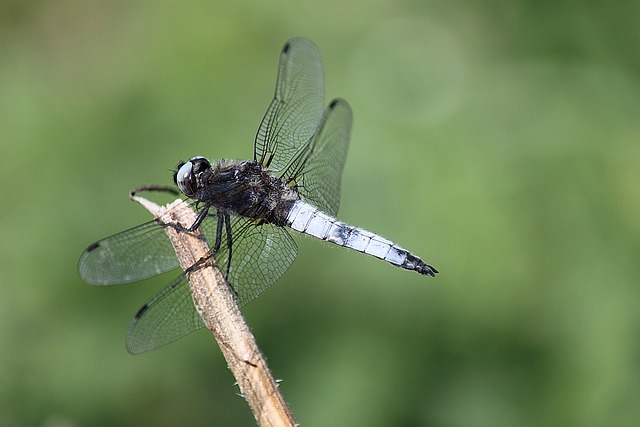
left=174, top=156, right=211, bottom=198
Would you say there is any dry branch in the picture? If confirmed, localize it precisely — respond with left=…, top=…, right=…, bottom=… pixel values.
left=130, top=193, right=297, bottom=427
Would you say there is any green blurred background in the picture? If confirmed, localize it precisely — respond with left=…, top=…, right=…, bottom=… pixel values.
left=1, top=0, right=639, bottom=425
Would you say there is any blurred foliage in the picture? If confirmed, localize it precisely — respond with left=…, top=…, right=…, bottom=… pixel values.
left=1, top=0, right=639, bottom=426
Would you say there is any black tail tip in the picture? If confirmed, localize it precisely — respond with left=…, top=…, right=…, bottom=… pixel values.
left=421, top=265, right=439, bottom=277
left=402, top=254, right=438, bottom=277
left=421, top=264, right=438, bottom=277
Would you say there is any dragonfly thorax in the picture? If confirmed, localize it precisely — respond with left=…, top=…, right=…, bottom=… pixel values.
left=176, top=156, right=299, bottom=226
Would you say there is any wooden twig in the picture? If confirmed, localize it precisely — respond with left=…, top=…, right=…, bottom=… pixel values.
left=130, top=193, right=297, bottom=427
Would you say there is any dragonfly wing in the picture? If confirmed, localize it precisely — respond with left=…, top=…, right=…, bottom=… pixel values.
left=126, top=273, right=205, bottom=354
left=213, top=217, right=298, bottom=307
left=126, top=215, right=297, bottom=353
left=78, top=220, right=180, bottom=285
left=254, top=38, right=325, bottom=173
left=280, top=98, right=352, bottom=216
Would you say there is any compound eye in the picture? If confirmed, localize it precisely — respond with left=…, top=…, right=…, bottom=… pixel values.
left=176, top=161, right=196, bottom=197
left=189, top=156, right=210, bottom=170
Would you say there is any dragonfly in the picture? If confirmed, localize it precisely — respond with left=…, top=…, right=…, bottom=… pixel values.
left=78, top=38, right=438, bottom=354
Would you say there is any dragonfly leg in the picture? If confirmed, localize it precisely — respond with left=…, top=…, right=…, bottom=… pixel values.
left=188, top=205, right=210, bottom=231
left=224, top=212, right=233, bottom=277
left=213, top=210, right=224, bottom=253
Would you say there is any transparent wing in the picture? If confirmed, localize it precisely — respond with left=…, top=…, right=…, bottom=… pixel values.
left=254, top=38, right=325, bottom=173
left=217, top=218, right=298, bottom=307
left=125, top=214, right=298, bottom=354
left=78, top=220, right=180, bottom=285
left=126, top=274, right=203, bottom=355
left=280, top=98, right=352, bottom=216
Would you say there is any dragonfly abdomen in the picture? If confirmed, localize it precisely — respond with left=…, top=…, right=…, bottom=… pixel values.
left=285, top=200, right=437, bottom=276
